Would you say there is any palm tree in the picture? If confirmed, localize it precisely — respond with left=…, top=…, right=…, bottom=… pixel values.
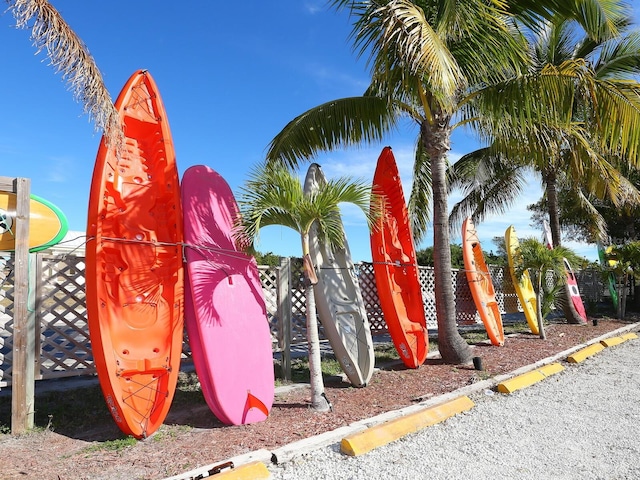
left=264, top=0, right=622, bottom=365
left=449, top=7, right=640, bottom=324
left=236, top=163, right=376, bottom=411
left=6, top=0, right=121, bottom=146
left=514, top=238, right=581, bottom=339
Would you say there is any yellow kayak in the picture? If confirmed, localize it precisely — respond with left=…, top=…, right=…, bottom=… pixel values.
left=505, top=226, right=539, bottom=335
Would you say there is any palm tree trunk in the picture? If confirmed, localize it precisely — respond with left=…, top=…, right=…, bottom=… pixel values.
left=422, top=117, right=472, bottom=365
left=619, top=272, right=627, bottom=320
left=545, top=171, right=584, bottom=324
left=301, top=234, right=330, bottom=412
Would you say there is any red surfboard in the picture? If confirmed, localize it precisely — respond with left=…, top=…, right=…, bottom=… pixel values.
left=370, top=147, right=428, bottom=368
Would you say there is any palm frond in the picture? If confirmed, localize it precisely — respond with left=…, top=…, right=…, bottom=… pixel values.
left=594, top=31, right=640, bottom=79
left=408, top=137, right=431, bottom=242
left=504, top=0, right=628, bottom=40
left=349, top=0, right=463, bottom=97
left=448, top=148, right=529, bottom=230
left=265, top=96, right=400, bottom=168
left=7, top=0, right=123, bottom=148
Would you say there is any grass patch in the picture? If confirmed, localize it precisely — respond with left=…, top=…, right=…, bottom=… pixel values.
left=82, top=436, right=137, bottom=453
left=151, top=424, right=193, bottom=442
left=0, top=383, right=111, bottom=435
left=0, top=371, right=209, bottom=436
left=373, top=343, right=400, bottom=363
left=455, top=322, right=535, bottom=346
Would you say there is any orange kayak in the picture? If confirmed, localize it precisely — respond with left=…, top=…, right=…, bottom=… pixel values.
left=461, top=217, right=504, bottom=346
left=370, top=146, right=428, bottom=368
left=85, top=70, right=184, bottom=439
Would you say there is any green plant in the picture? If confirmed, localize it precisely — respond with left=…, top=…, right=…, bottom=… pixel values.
left=151, top=425, right=192, bottom=442
left=82, top=436, right=137, bottom=454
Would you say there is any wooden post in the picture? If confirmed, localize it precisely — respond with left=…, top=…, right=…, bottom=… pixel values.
left=277, top=257, right=292, bottom=381
left=8, top=177, right=31, bottom=435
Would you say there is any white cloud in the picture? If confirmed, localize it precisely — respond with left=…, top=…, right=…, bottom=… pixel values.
left=46, top=157, right=73, bottom=183
left=304, top=63, right=370, bottom=94
left=303, top=1, right=324, bottom=14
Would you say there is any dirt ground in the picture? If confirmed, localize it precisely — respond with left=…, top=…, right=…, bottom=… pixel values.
left=0, top=316, right=636, bottom=480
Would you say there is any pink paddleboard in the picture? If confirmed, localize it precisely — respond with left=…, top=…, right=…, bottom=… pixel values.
left=181, top=165, right=274, bottom=425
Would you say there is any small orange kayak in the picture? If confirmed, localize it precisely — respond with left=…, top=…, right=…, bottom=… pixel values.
left=462, top=217, right=504, bottom=346
left=370, top=146, right=428, bottom=368
left=85, top=70, right=184, bottom=439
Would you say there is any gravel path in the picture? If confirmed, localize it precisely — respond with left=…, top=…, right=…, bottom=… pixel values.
left=268, top=338, right=640, bottom=480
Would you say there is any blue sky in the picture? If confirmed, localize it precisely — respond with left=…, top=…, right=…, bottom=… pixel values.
left=1, top=1, right=638, bottom=262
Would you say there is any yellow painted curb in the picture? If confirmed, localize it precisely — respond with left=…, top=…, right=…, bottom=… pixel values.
left=340, top=396, right=474, bottom=456
left=213, top=462, right=271, bottom=479
left=601, top=336, right=625, bottom=347
left=497, top=370, right=545, bottom=394
left=621, top=332, right=638, bottom=341
left=537, top=362, right=565, bottom=377
left=497, top=362, right=564, bottom=394
left=567, top=343, right=605, bottom=363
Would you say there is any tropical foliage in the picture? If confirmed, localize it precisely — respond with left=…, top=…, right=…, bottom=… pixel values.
left=450, top=4, right=640, bottom=247
left=448, top=3, right=640, bottom=324
left=264, top=0, right=630, bottom=363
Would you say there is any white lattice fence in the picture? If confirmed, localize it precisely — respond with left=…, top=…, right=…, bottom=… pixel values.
left=0, top=253, right=608, bottom=386
left=356, top=263, right=387, bottom=332
left=455, top=270, right=478, bottom=325
left=38, top=256, right=93, bottom=378
left=0, top=255, right=14, bottom=385
left=258, top=265, right=280, bottom=348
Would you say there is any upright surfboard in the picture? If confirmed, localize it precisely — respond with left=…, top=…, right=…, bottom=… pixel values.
left=462, top=217, right=504, bottom=346
left=597, top=242, right=619, bottom=310
left=505, top=226, right=539, bottom=335
left=563, top=258, right=588, bottom=321
left=303, top=163, right=375, bottom=387
left=543, top=221, right=587, bottom=323
left=182, top=165, right=274, bottom=425
left=0, top=193, right=68, bottom=252
left=370, top=147, right=428, bottom=368
left=86, top=70, right=184, bottom=439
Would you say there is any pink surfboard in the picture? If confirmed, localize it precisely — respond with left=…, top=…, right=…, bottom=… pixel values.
left=181, top=165, right=274, bottom=425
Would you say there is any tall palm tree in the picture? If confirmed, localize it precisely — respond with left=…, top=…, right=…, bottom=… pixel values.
left=6, top=0, right=121, bottom=146
left=449, top=8, right=640, bottom=323
left=264, top=0, right=623, bottom=364
left=236, top=163, right=376, bottom=411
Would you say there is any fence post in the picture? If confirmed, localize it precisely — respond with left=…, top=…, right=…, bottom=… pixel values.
left=10, top=177, right=31, bottom=434
left=277, top=257, right=292, bottom=381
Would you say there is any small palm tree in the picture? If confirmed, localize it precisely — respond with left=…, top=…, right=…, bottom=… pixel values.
left=514, top=238, right=581, bottom=339
left=236, top=163, right=377, bottom=412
